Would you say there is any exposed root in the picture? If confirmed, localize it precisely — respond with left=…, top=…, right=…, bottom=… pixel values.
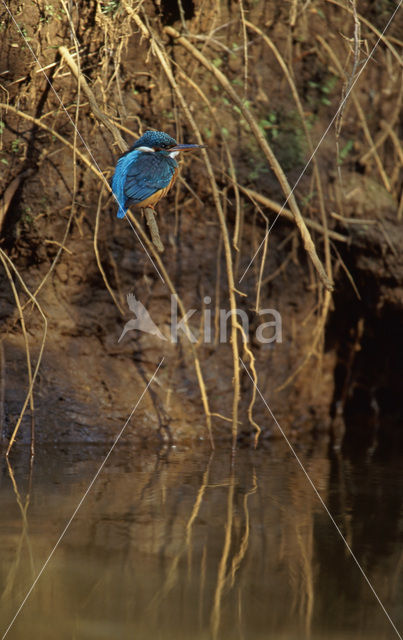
left=163, top=25, right=334, bottom=293
left=0, top=250, right=48, bottom=457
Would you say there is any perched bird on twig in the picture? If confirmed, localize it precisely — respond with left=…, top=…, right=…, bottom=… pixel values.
left=111, top=130, right=204, bottom=218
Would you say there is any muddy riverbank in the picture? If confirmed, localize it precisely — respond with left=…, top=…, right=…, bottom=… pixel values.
left=0, top=0, right=402, bottom=450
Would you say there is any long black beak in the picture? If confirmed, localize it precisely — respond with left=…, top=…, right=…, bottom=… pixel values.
left=169, top=143, right=206, bottom=152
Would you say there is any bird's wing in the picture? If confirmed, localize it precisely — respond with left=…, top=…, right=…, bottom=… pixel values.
left=127, top=293, right=138, bottom=312
left=124, top=152, right=176, bottom=206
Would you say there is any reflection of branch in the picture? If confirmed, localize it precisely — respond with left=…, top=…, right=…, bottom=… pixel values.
left=229, top=469, right=257, bottom=587
left=1, top=458, right=35, bottom=604
left=0, top=341, right=5, bottom=446
left=186, top=453, right=213, bottom=547
left=296, top=524, right=314, bottom=636
left=211, top=465, right=235, bottom=640
left=149, top=452, right=213, bottom=606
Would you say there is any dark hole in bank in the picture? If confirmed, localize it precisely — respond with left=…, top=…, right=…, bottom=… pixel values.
left=158, top=0, right=195, bottom=25
left=326, top=258, right=403, bottom=453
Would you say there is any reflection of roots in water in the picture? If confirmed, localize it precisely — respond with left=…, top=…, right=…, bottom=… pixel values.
left=147, top=450, right=321, bottom=639
left=210, top=464, right=257, bottom=640
left=148, top=451, right=214, bottom=610
left=1, top=457, right=35, bottom=613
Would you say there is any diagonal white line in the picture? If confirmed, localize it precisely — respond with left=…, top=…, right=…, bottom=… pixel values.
left=1, top=358, right=164, bottom=640
left=239, top=357, right=402, bottom=640
left=1, top=0, right=164, bottom=283
left=125, top=214, right=165, bottom=282
left=239, top=0, right=402, bottom=284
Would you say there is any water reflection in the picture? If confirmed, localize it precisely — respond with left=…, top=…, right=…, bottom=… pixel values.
left=0, top=443, right=402, bottom=639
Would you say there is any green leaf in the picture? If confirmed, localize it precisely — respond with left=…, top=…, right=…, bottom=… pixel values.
left=338, top=139, right=354, bottom=163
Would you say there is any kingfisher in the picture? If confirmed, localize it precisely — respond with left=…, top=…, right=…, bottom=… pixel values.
left=111, top=130, right=204, bottom=218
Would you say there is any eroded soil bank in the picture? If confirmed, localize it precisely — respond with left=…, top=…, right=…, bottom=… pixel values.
left=0, top=0, right=402, bottom=449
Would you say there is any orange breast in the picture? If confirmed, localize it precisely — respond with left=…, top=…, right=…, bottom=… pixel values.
left=133, top=167, right=178, bottom=209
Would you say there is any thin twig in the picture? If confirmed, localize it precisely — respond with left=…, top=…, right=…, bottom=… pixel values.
left=144, top=207, right=164, bottom=252
left=276, top=290, right=332, bottom=392
left=318, top=34, right=391, bottom=192
left=325, top=0, right=402, bottom=66
left=0, top=258, right=35, bottom=455
left=128, top=211, right=214, bottom=448
left=245, top=19, right=333, bottom=314
left=94, top=185, right=125, bottom=315
left=240, top=186, right=348, bottom=243
left=0, top=170, right=34, bottom=234
left=129, top=9, right=241, bottom=447
left=0, top=250, right=47, bottom=457
left=335, top=0, right=361, bottom=186
left=58, top=45, right=127, bottom=153
left=163, top=25, right=334, bottom=292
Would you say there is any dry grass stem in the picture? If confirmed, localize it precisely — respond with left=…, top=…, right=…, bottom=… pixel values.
left=0, top=257, right=35, bottom=454
left=128, top=212, right=214, bottom=448
left=0, top=170, right=33, bottom=234
left=129, top=10, right=241, bottom=447
left=240, top=187, right=348, bottom=243
left=0, top=250, right=48, bottom=456
left=326, top=0, right=403, bottom=65
left=94, top=186, right=125, bottom=315
left=0, top=103, right=105, bottom=180
left=58, top=45, right=127, bottom=152
left=331, top=242, right=361, bottom=300
left=245, top=20, right=333, bottom=284
left=164, top=25, right=334, bottom=292
left=276, top=289, right=332, bottom=392
left=170, top=64, right=242, bottom=254
left=360, top=76, right=403, bottom=165
left=318, top=35, right=391, bottom=192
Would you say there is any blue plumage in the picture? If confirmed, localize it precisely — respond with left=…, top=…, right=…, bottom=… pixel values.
left=123, top=150, right=177, bottom=208
left=111, top=130, right=203, bottom=218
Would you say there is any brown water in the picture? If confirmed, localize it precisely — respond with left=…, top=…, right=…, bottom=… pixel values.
left=0, top=442, right=402, bottom=640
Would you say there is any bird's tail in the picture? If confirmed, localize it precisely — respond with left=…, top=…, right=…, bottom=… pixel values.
left=117, top=204, right=126, bottom=219
left=111, top=157, right=128, bottom=219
